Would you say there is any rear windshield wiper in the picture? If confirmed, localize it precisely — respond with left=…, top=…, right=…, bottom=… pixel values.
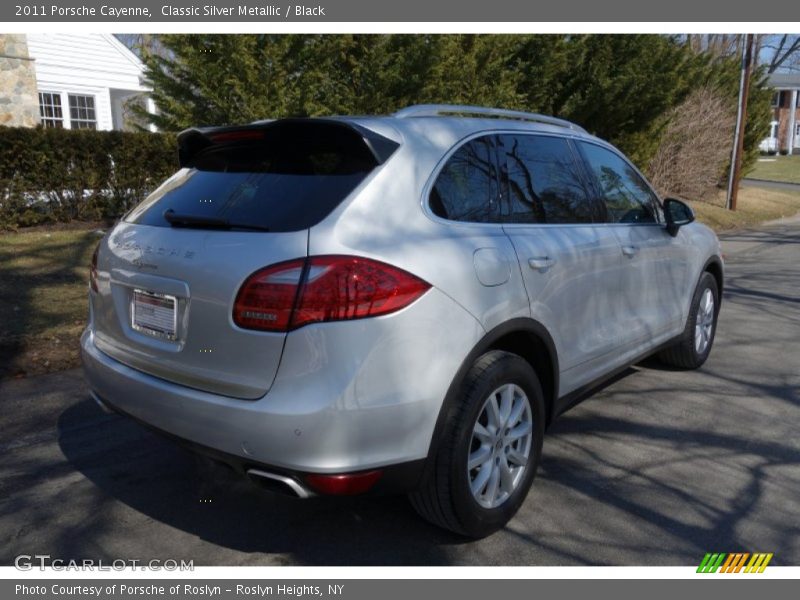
left=163, top=209, right=270, bottom=232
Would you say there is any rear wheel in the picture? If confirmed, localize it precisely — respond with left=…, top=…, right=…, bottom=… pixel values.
left=659, top=272, right=719, bottom=369
left=410, top=350, right=545, bottom=537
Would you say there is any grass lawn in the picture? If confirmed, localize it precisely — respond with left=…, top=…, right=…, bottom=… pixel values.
left=747, top=155, right=800, bottom=184
left=691, top=185, right=800, bottom=231
left=1, top=185, right=800, bottom=381
left=0, top=227, right=101, bottom=379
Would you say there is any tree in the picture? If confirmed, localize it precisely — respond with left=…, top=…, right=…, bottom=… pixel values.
left=549, top=35, right=708, bottom=167
left=134, top=34, right=770, bottom=181
left=135, top=34, right=535, bottom=126
left=135, top=35, right=309, bottom=129
left=757, top=34, right=800, bottom=73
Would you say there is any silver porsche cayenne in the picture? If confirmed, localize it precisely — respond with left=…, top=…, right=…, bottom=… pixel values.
left=82, top=105, right=723, bottom=537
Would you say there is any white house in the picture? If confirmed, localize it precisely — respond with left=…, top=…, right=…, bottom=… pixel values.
left=767, top=72, right=800, bottom=155
left=0, top=33, right=155, bottom=131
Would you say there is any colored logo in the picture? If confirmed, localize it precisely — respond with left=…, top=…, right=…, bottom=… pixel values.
left=697, top=553, right=773, bottom=573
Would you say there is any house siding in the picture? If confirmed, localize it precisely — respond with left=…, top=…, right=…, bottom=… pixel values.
left=24, top=33, right=149, bottom=131
left=0, top=34, right=40, bottom=127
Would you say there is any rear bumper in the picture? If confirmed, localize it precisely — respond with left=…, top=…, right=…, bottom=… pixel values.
left=81, top=286, right=484, bottom=482
left=88, top=386, right=425, bottom=496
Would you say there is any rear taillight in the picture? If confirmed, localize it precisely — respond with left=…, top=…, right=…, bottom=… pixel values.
left=232, top=259, right=305, bottom=331
left=89, top=242, right=100, bottom=292
left=233, top=256, right=431, bottom=332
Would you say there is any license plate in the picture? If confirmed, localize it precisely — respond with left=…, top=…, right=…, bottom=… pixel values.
left=131, top=289, right=177, bottom=341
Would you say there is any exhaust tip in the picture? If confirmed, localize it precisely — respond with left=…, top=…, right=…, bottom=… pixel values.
left=246, top=469, right=311, bottom=498
left=89, top=390, right=115, bottom=414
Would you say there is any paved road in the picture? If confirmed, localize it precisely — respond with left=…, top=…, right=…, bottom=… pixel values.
left=1, top=221, right=799, bottom=566
left=742, top=177, right=800, bottom=192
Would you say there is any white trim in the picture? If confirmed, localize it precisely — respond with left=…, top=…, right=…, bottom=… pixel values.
left=36, top=89, right=65, bottom=128
left=60, top=91, right=72, bottom=129
left=146, top=97, right=157, bottom=132
left=788, top=90, right=798, bottom=152
left=37, top=90, right=100, bottom=129
left=65, top=92, right=99, bottom=130
left=102, top=33, right=147, bottom=71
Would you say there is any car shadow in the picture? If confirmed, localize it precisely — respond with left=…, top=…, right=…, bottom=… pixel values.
left=52, top=366, right=644, bottom=565
left=55, top=397, right=465, bottom=565
left=50, top=346, right=800, bottom=565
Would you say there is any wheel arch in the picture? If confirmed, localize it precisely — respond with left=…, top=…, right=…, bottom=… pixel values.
left=422, top=318, right=559, bottom=479
left=703, top=255, right=724, bottom=299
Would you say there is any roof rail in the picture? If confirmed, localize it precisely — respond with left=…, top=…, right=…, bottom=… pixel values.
left=393, top=104, right=587, bottom=133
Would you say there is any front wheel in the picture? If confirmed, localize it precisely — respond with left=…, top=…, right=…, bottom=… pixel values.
left=658, top=271, right=719, bottom=369
left=410, top=350, right=545, bottom=537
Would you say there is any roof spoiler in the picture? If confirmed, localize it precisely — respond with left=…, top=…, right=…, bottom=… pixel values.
left=177, top=118, right=400, bottom=168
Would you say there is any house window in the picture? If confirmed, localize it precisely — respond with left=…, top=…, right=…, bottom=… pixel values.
left=68, top=95, right=97, bottom=129
left=38, top=92, right=64, bottom=128
left=771, top=92, right=780, bottom=108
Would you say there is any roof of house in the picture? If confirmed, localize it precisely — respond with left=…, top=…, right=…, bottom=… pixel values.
left=767, top=72, right=800, bottom=89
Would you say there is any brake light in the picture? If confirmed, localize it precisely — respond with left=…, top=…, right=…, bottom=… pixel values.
left=210, top=130, right=264, bottom=143
left=233, top=256, right=431, bottom=332
left=232, top=259, right=305, bottom=331
left=89, top=242, right=100, bottom=292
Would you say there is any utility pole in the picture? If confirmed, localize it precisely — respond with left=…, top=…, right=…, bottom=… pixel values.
left=726, top=33, right=754, bottom=211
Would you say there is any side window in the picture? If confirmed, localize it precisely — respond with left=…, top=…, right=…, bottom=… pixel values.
left=498, top=134, right=594, bottom=224
left=430, top=136, right=499, bottom=222
left=577, top=142, right=660, bottom=224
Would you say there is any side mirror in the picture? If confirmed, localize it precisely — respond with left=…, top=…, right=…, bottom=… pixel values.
left=664, top=197, right=695, bottom=237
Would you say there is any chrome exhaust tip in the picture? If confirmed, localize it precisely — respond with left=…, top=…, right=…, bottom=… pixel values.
left=246, top=469, right=311, bottom=498
left=89, top=390, right=115, bottom=414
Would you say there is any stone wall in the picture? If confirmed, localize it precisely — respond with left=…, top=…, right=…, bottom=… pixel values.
left=0, top=34, right=40, bottom=127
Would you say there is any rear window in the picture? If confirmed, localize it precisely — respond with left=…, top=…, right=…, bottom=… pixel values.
left=126, top=122, right=384, bottom=232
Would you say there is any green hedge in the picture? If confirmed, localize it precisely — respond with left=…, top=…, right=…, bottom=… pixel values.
left=0, top=126, right=178, bottom=229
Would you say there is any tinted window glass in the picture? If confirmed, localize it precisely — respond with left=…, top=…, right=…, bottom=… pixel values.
left=498, top=135, right=594, bottom=224
left=127, top=127, right=378, bottom=232
left=578, top=142, right=659, bottom=224
left=430, top=136, right=499, bottom=222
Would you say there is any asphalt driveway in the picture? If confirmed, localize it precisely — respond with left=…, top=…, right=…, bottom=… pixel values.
left=1, top=219, right=798, bottom=566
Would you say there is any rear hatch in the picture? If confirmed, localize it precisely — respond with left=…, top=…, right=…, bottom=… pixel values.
left=89, top=119, right=399, bottom=399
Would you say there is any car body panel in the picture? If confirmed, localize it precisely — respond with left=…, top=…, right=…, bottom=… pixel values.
left=90, top=222, right=309, bottom=399
left=83, top=286, right=483, bottom=472
left=502, top=223, right=626, bottom=395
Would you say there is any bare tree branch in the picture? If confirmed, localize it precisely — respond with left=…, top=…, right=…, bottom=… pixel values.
left=769, top=37, right=800, bottom=73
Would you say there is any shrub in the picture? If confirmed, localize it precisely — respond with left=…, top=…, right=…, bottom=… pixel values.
left=647, top=87, right=736, bottom=200
left=0, top=126, right=178, bottom=229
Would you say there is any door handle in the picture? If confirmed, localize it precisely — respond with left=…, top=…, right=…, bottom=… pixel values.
left=528, top=256, right=555, bottom=272
left=621, top=245, right=638, bottom=258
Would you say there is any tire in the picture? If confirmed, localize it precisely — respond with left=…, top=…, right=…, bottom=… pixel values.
left=658, top=271, right=719, bottom=369
left=409, top=350, right=545, bottom=538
